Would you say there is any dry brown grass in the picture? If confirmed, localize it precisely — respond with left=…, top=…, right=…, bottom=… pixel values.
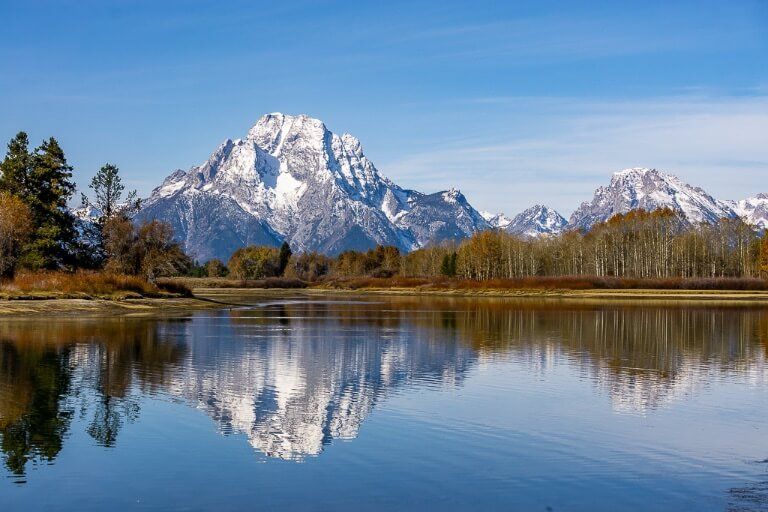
left=161, top=274, right=768, bottom=295
left=0, top=271, right=191, bottom=299
left=318, top=275, right=768, bottom=291
left=165, top=276, right=307, bottom=290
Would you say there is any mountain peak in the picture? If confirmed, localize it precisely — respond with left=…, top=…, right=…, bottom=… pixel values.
left=481, top=211, right=512, bottom=229
left=729, top=193, right=768, bottom=230
left=139, top=113, right=488, bottom=259
left=506, top=204, right=566, bottom=237
left=612, top=167, right=657, bottom=177
left=570, top=168, right=736, bottom=230
left=442, top=187, right=463, bottom=203
left=247, top=113, right=328, bottom=150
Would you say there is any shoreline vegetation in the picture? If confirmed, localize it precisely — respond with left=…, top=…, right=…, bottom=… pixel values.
left=2, top=263, right=764, bottom=313
left=179, top=275, right=768, bottom=301
left=0, top=271, right=191, bottom=300
left=2, top=274, right=768, bottom=316
left=0, top=271, right=221, bottom=315
left=149, top=274, right=768, bottom=303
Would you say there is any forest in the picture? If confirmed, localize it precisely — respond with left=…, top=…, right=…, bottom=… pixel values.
left=0, top=132, right=189, bottom=295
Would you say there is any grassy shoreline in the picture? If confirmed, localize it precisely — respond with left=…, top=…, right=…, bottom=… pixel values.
left=3, top=274, right=768, bottom=316
left=193, top=286, right=768, bottom=301
left=173, top=275, right=768, bottom=302
left=0, top=271, right=221, bottom=316
left=0, top=296, right=227, bottom=316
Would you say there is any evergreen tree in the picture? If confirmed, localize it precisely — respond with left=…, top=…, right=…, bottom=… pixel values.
left=0, top=132, right=32, bottom=198
left=21, top=138, right=77, bottom=268
left=278, top=241, right=292, bottom=276
left=0, top=134, right=77, bottom=268
left=79, top=163, right=139, bottom=268
left=440, top=252, right=458, bottom=277
left=86, top=163, right=139, bottom=222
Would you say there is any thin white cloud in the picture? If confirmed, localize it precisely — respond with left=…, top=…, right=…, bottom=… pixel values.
left=378, top=95, right=768, bottom=217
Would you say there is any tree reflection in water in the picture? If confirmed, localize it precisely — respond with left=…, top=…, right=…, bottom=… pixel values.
left=0, top=319, right=187, bottom=478
left=0, top=297, right=765, bottom=478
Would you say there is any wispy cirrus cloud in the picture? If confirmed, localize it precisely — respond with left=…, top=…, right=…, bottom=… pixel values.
left=379, top=95, right=768, bottom=216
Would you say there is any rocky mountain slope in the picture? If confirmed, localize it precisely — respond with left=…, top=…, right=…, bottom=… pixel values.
left=138, top=113, right=489, bottom=260
left=505, top=205, right=567, bottom=237
left=727, top=194, right=768, bottom=231
left=568, top=168, right=738, bottom=230
left=480, top=211, right=512, bottom=230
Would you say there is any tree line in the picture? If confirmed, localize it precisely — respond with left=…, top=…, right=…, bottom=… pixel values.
left=0, top=132, right=189, bottom=280
left=407, top=209, right=768, bottom=280
left=200, top=209, right=768, bottom=281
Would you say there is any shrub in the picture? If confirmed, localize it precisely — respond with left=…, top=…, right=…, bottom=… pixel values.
left=0, top=192, right=33, bottom=277
left=228, top=246, right=280, bottom=279
left=0, top=271, right=159, bottom=296
left=204, top=259, right=228, bottom=277
left=103, top=217, right=190, bottom=281
left=285, top=252, right=331, bottom=281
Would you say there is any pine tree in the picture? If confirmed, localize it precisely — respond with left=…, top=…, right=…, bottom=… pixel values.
left=278, top=241, right=292, bottom=276
left=77, top=163, right=140, bottom=269
left=86, top=163, right=139, bottom=221
left=440, top=251, right=458, bottom=277
left=21, top=138, right=77, bottom=269
left=0, top=132, right=32, bottom=198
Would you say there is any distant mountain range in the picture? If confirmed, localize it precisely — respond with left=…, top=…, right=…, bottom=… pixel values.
left=484, top=168, right=767, bottom=236
left=134, top=113, right=766, bottom=261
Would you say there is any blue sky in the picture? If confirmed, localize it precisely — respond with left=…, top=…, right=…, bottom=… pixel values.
left=1, top=0, right=766, bottom=215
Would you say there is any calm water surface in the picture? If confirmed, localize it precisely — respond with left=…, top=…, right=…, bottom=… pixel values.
left=0, top=295, right=766, bottom=511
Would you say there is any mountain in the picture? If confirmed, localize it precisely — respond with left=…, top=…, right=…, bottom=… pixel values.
left=505, top=205, right=567, bottom=237
left=727, top=193, right=768, bottom=231
left=568, top=168, right=737, bottom=230
left=480, top=211, right=512, bottom=229
left=138, top=113, right=489, bottom=261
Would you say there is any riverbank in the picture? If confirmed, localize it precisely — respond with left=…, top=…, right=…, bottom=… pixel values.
left=3, top=275, right=768, bottom=316
left=171, top=275, right=768, bottom=302
left=191, top=285, right=768, bottom=303
left=0, top=295, right=229, bottom=316
left=0, top=271, right=224, bottom=316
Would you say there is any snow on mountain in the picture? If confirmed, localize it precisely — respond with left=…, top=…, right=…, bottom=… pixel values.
left=505, top=205, right=567, bottom=238
left=72, top=204, right=101, bottom=221
left=480, top=211, right=512, bottom=229
left=726, top=193, right=768, bottom=231
left=138, top=113, right=489, bottom=260
left=568, top=168, right=737, bottom=230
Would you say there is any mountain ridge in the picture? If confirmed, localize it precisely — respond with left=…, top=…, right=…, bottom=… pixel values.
left=567, top=167, right=738, bottom=230
left=134, top=116, right=765, bottom=261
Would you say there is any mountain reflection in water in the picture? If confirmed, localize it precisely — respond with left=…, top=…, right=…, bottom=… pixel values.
left=0, top=296, right=766, bottom=481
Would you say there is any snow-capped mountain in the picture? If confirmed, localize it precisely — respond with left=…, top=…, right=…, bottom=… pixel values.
left=568, top=168, right=737, bottom=230
left=138, top=113, right=489, bottom=260
left=480, top=211, right=512, bottom=229
left=727, top=193, right=768, bottom=231
left=505, top=205, right=567, bottom=238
